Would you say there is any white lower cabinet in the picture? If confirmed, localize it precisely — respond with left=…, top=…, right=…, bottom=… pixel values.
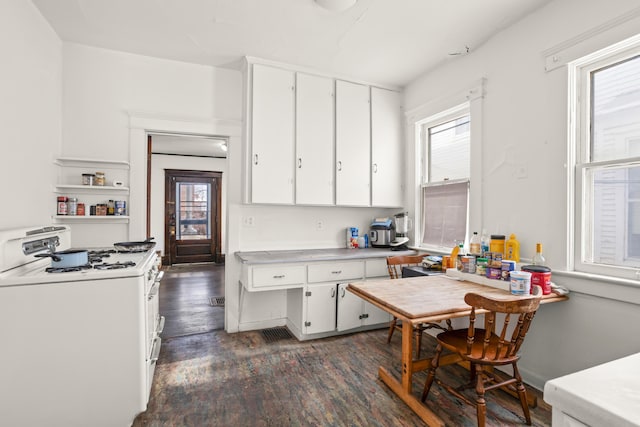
left=337, top=282, right=390, bottom=331
left=302, top=282, right=337, bottom=335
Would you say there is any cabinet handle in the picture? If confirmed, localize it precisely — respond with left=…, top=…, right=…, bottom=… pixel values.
left=331, top=270, right=342, bottom=274
left=337, top=161, right=342, bottom=171
left=331, top=288, right=336, bottom=298
left=340, top=287, right=346, bottom=298
left=273, top=274, right=285, bottom=279
left=254, top=154, right=259, bottom=165
left=298, top=158, right=302, bottom=168
left=373, top=163, right=378, bottom=173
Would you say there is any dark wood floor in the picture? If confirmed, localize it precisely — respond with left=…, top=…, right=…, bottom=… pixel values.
left=159, top=263, right=225, bottom=338
left=135, top=263, right=552, bottom=426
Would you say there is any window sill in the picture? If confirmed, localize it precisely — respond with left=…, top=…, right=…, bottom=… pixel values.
left=552, top=270, right=640, bottom=304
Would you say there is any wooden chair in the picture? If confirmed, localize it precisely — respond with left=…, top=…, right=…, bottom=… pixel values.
left=386, top=255, right=449, bottom=358
left=420, top=286, right=543, bottom=427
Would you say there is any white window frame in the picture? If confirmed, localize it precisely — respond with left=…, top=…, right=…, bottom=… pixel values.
left=569, top=34, right=640, bottom=280
left=407, top=79, right=484, bottom=254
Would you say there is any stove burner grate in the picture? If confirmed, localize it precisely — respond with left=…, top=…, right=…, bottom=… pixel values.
left=46, top=264, right=93, bottom=273
left=93, top=261, right=136, bottom=270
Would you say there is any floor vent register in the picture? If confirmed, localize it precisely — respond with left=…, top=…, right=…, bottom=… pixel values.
left=261, top=327, right=294, bottom=343
left=209, top=296, right=225, bottom=307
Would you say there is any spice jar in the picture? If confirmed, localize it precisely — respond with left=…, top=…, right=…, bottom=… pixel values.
left=95, top=172, right=105, bottom=186
left=76, top=203, right=85, bottom=216
left=68, top=198, right=78, bottom=216
left=82, top=173, right=95, bottom=185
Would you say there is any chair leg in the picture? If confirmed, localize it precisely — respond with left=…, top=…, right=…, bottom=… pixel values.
left=415, top=328, right=422, bottom=359
left=513, top=363, right=532, bottom=425
left=421, top=344, right=442, bottom=402
left=387, top=317, right=397, bottom=343
left=474, top=365, right=487, bottom=427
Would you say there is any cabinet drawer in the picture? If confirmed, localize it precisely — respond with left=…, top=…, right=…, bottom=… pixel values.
left=365, top=258, right=389, bottom=278
left=251, top=265, right=306, bottom=289
left=308, top=261, right=364, bottom=283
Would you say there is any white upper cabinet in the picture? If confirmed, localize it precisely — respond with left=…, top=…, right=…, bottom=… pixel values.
left=335, top=80, right=371, bottom=206
left=371, top=87, right=403, bottom=207
left=250, top=64, right=295, bottom=204
left=295, top=73, right=334, bottom=205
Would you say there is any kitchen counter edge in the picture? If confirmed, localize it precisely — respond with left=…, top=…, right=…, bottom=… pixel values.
left=235, top=248, right=418, bottom=265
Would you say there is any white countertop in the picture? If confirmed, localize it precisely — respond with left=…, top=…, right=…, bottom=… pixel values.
left=235, top=247, right=417, bottom=264
left=544, top=352, right=640, bottom=427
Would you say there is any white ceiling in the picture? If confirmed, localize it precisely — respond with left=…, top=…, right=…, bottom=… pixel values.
left=32, top=0, right=552, bottom=87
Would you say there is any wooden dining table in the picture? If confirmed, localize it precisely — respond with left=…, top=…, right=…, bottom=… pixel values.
left=347, top=274, right=568, bottom=426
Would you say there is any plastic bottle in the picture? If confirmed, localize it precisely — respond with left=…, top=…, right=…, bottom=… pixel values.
left=532, top=243, right=546, bottom=266
left=490, top=235, right=506, bottom=256
left=480, top=229, right=489, bottom=256
left=469, top=232, right=481, bottom=256
left=505, top=233, right=520, bottom=262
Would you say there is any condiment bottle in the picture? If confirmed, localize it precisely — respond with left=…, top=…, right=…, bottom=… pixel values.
left=532, top=243, right=546, bottom=266
left=505, top=233, right=520, bottom=262
left=68, top=198, right=78, bottom=216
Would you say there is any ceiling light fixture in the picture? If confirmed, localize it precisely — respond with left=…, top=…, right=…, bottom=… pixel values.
left=314, top=0, right=357, bottom=12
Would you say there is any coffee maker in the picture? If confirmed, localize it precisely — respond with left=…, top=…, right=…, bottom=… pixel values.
left=390, top=212, right=412, bottom=250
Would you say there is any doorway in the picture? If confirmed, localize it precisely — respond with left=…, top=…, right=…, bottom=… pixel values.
left=164, top=169, right=223, bottom=265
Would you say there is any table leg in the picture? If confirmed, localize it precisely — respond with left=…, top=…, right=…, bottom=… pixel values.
left=376, top=320, right=445, bottom=427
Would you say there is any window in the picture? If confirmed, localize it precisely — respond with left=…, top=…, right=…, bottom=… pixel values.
left=571, top=35, right=640, bottom=279
left=419, top=104, right=470, bottom=249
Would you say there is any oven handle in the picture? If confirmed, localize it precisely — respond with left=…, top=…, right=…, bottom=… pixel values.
left=148, top=282, right=160, bottom=300
left=157, top=316, right=165, bottom=334
left=150, top=337, right=162, bottom=363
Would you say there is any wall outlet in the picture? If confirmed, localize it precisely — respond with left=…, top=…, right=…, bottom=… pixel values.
left=515, top=165, right=528, bottom=179
left=243, top=216, right=255, bottom=227
left=316, top=220, right=324, bottom=230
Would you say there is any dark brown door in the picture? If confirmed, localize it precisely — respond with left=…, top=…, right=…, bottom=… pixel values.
left=165, top=170, right=222, bottom=265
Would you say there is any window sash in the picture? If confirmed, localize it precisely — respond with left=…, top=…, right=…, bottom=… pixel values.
left=421, top=179, right=469, bottom=250
left=572, top=36, right=640, bottom=280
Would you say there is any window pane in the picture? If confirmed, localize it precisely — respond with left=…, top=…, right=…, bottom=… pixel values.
left=176, top=183, right=211, bottom=240
left=591, top=55, right=640, bottom=162
left=428, top=115, right=470, bottom=182
left=421, top=181, right=469, bottom=247
left=587, top=165, right=640, bottom=266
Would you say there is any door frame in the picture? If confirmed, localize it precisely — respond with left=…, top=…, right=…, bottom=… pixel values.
left=163, top=169, right=223, bottom=265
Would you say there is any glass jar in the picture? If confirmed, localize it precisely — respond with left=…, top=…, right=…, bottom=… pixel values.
left=95, top=172, right=105, bottom=186
left=82, top=173, right=95, bottom=185
left=57, top=196, right=68, bottom=215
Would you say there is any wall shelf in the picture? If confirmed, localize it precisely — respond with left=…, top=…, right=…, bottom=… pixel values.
left=54, top=185, right=129, bottom=193
left=52, top=215, right=130, bottom=222
left=54, top=157, right=130, bottom=169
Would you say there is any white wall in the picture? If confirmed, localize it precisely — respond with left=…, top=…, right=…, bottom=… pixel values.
left=61, top=43, right=241, bottom=247
left=150, top=154, right=227, bottom=258
left=404, top=0, right=640, bottom=388
left=0, top=0, right=61, bottom=229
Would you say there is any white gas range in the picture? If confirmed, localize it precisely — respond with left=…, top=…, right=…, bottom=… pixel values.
left=0, top=225, right=164, bottom=427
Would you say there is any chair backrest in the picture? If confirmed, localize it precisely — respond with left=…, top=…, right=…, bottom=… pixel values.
left=463, top=286, right=542, bottom=361
left=386, top=255, right=425, bottom=279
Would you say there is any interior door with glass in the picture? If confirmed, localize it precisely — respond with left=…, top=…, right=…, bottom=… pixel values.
left=165, top=170, right=222, bottom=265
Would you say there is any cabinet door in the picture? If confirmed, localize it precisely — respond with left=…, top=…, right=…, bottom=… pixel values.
left=336, top=283, right=364, bottom=331
left=371, top=87, right=403, bottom=207
left=363, top=301, right=391, bottom=326
left=304, top=282, right=337, bottom=335
left=251, top=64, right=295, bottom=204
left=335, top=80, right=370, bottom=206
left=295, top=73, right=334, bottom=205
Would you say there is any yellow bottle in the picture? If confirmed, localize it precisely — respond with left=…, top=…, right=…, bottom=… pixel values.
left=505, top=233, right=520, bottom=262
